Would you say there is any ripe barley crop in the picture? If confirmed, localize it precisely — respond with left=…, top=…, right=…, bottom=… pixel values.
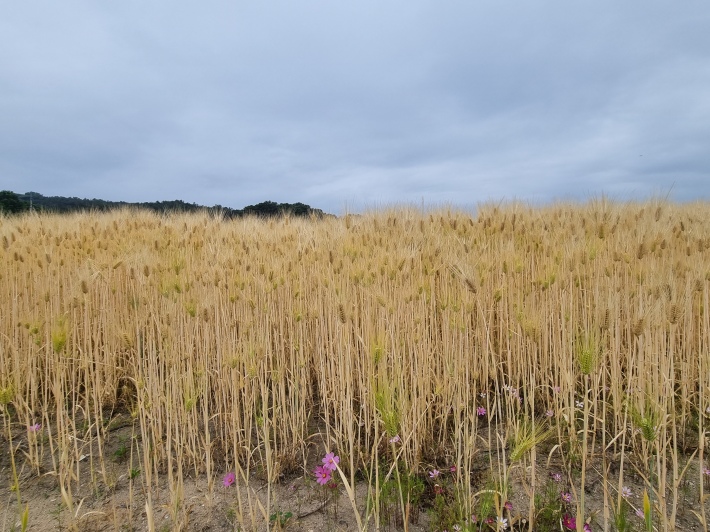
left=1, top=201, right=709, bottom=530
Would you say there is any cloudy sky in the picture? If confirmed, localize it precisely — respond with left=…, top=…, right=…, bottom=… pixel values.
left=2, top=2, right=709, bottom=214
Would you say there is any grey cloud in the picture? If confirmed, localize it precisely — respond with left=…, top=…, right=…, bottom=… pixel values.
left=1, top=1, right=709, bottom=213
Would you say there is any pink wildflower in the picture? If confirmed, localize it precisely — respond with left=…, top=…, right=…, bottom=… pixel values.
left=504, top=500, right=513, bottom=511
left=389, top=435, right=401, bottom=444
left=476, top=406, right=486, bottom=416
left=562, top=515, right=591, bottom=530
left=561, top=492, right=572, bottom=503
left=322, top=452, right=340, bottom=471
left=562, top=514, right=576, bottom=530
left=314, top=465, right=332, bottom=485
left=429, top=469, right=440, bottom=479
left=223, top=472, right=236, bottom=487
left=28, top=423, right=41, bottom=433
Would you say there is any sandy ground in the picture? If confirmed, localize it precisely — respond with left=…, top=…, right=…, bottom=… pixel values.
left=2, top=421, right=709, bottom=531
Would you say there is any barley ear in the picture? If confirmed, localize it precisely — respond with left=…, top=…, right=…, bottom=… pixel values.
left=576, top=332, right=599, bottom=376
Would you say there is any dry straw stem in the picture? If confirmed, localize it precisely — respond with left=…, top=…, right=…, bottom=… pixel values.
left=1, top=201, right=710, bottom=529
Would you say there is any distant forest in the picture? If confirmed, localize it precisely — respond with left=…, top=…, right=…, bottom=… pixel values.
left=0, top=191, right=329, bottom=218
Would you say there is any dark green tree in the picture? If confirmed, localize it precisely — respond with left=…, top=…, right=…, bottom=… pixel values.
left=0, top=191, right=29, bottom=214
left=8, top=191, right=328, bottom=218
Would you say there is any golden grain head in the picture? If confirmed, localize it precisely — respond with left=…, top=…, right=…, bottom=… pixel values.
left=632, top=317, right=645, bottom=337
left=637, top=242, right=647, bottom=260
left=694, top=279, right=704, bottom=292
left=602, top=308, right=611, bottom=330
left=338, top=304, right=347, bottom=324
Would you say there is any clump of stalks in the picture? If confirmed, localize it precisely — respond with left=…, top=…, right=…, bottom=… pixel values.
left=0, top=200, right=709, bottom=530
left=573, top=331, right=599, bottom=531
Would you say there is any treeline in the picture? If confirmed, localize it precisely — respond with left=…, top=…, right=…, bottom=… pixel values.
left=0, top=191, right=329, bottom=218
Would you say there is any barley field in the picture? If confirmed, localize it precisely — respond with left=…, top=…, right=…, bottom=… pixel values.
left=1, top=199, right=709, bottom=531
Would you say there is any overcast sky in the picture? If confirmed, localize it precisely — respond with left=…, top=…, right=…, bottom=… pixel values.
left=2, top=2, right=709, bottom=214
